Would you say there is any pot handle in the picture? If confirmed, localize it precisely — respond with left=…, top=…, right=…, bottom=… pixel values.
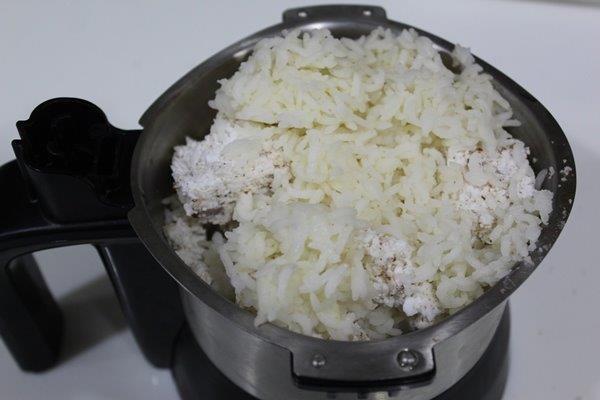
left=0, top=99, right=183, bottom=371
left=282, top=5, right=387, bottom=23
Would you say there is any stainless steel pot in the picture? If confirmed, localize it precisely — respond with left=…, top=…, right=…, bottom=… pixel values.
left=125, top=5, right=575, bottom=399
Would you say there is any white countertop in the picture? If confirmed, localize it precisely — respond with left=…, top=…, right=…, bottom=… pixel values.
left=1, top=1, right=599, bottom=399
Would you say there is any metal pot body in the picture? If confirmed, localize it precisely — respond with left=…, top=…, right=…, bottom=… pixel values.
left=182, top=288, right=506, bottom=400
left=128, top=4, right=576, bottom=399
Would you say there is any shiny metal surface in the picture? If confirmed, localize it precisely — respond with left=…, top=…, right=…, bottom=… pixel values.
left=182, top=289, right=506, bottom=399
left=128, top=4, right=576, bottom=399
left=397, top=350, right=420, bottom=372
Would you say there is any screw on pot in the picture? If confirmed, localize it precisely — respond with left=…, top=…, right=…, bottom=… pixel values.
left=397, top=349, right=420, bottom=371
left=311, top=354, right=326, bottom=369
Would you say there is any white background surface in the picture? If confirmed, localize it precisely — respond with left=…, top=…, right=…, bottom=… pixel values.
left=1, top=1, right=599, bottom=399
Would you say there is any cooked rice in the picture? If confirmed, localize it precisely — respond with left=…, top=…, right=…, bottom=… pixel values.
left=163, top=28, right=553, bottom=340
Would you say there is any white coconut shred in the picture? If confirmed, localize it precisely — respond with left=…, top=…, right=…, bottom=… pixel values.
left=164, top=28, right=553, bottom=341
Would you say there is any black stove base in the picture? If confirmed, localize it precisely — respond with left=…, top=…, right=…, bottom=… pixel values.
left=172, top=307, right=509, bottom=400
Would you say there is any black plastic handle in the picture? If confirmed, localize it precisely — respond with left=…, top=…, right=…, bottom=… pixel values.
left=0, top=99, right=183, bottom=371
left=0, top=159, right=131, bottom=370
left=97, top=242, right=184, bottom=368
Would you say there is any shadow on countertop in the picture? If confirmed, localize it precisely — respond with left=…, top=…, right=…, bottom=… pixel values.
left=57, top=275, right=127, bottom=364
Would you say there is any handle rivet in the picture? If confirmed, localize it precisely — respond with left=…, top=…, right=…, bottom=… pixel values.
left=311, top=354, right=326, bottom=369
left=397, top=349, right=420, bottom=371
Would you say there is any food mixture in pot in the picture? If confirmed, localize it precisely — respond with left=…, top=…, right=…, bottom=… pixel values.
left=163, top=28, right=553, bottom=340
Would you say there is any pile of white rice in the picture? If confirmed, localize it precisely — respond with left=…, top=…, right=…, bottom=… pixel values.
left=164, top=28, right=553, bottom=340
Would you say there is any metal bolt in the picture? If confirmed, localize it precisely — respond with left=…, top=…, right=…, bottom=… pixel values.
left=397, top=349, right=420, bottom=371
left=311, top=354, right=326, bottom=369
